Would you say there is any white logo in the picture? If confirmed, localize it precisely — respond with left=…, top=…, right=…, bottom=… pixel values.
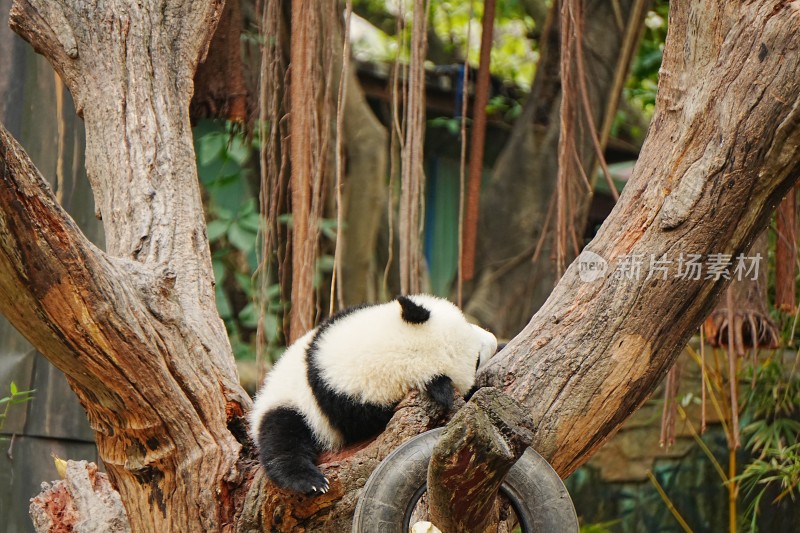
left=577, top=251, right=608, bottom=282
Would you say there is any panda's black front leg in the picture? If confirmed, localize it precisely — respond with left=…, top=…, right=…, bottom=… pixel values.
left=425, top=375, right=455, bottom=411
left=257, top=407, right=329, bottom=495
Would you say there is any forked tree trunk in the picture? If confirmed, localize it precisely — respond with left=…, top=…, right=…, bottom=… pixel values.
left=0, top=1, right=799, bottom=532
left=3, top=1, right=251, bottom=531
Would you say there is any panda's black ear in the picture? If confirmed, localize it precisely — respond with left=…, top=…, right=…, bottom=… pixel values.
left=397, top=296, right=430, bottom=324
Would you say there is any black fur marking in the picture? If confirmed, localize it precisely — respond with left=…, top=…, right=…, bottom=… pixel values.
left=323, top=302, right=371, bottom=325
left=257, top=407, right=329, bottom=495
left=425, top=375, right=455, bottom=410
left=306, top=306, right=396, bottom=443
left=466, top=384, right=481, bottom=401
left=396, top=295, right=431, bottom=324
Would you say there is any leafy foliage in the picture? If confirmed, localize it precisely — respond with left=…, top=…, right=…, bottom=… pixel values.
left=0, top=381, right=35, bottom=438
left=352, top=0, right=538, bottom=89
left=736, top=360, right=800, bottom=530
left=429, top=0, right=538, bottom=90
left=194, top=120, right=339, bottom=361
left=626, top=3, right=668, bottom=112
left=194, top=120, right=278, bottom=360
left=579, top=520, right=620, bottom=533
left=614, top=2, right=669, bottom=141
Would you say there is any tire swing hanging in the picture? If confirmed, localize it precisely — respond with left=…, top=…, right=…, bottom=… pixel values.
left=352, top=428, right=579, bottom=532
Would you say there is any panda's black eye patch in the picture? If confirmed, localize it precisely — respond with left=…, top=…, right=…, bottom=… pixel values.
left=396, top=296, right=431, bottom=324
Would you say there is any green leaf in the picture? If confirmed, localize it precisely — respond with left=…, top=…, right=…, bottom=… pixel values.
left=206, top=171, right=242, bottom=188
left=235, top=272, right=255, bottom=297
left=226, top=135, right=251, bottom=166
left=228, top=222, right=258, bottom=253
left=212, top=258, right=227, bottom=285
left=265, top=283, right=281, bottom=301
left=231, top=338, right=256, bottom=360
left=209, top=205, right=234, bottom=222
left=10, top=381, right=17, bottom=395
left=318, top=218, right=346, bottom=241
left=317, top=255, right=335, bottom=273
left=238, top=302, right=259, bottom=329
left=238, top=212, right=262, bottom=233
left=239, top=198, right=257, bottom=215
left=246, top=248, right=259, bottom=272
left=206, top=220, right=229, bottom=242
left=206, top=174, right=248, bottom=212
left=263, top=312, right=280, bottom=342
left=446, top=119, right=460, bottom=136
left=10, top=397, right=34, bottom=405
left=196, top=131, right=226, bottom=166
left=215, top=285, right=233, bottom=319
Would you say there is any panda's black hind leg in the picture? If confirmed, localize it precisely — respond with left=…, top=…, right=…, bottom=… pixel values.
left=257, top=407, right=330, bottom=495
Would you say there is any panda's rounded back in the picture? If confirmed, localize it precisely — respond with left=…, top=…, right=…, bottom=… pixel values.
left=311, top=295, right=494, bottom=405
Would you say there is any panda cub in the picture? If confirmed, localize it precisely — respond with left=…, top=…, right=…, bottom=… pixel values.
left=249, top=294, right=497, bottom=495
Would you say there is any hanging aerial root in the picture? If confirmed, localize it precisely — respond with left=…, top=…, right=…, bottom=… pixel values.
left=702, top=309, right=780, bottom=356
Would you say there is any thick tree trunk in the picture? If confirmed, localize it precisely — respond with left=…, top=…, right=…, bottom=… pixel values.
left=340, top=69, right=389, bottom=306
left=0, top=1, right=799, bottom=532
left=479, top=0, right=800, bottom=476
left=4, top=1, right=250, bottom=531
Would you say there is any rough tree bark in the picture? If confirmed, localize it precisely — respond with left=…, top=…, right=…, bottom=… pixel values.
left=0, top=1, right=799, bottom=532
left=774, top=190, right=797, bottom=311
left=191, top=0, right=247, bottom=123
left=3, top=1, right=250, bottom=531
left=478, top=0, right=800, bottom=476
left=427, top=388, right=533, bottom=532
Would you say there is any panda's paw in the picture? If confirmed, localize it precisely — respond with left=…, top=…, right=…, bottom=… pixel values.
left=309, top=476, right=331, bottom=495
left=298, top=471, right=330, bottom=496
left=275, top=467, right=330, bottom=497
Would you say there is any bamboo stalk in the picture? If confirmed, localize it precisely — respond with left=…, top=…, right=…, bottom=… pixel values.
left=677, top=405, right=727, bottom=482
left=647, top=471, right=694, bottom=533
left=729, top=448, right=738, bottom=533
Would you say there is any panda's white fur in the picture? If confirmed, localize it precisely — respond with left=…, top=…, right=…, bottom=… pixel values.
left=249, top=294, right=497, bottom=495
left=249, top=330, right=344, bottom=450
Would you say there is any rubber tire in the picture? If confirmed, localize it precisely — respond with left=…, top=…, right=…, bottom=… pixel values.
left=352, top=428, right=579, bottom=533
